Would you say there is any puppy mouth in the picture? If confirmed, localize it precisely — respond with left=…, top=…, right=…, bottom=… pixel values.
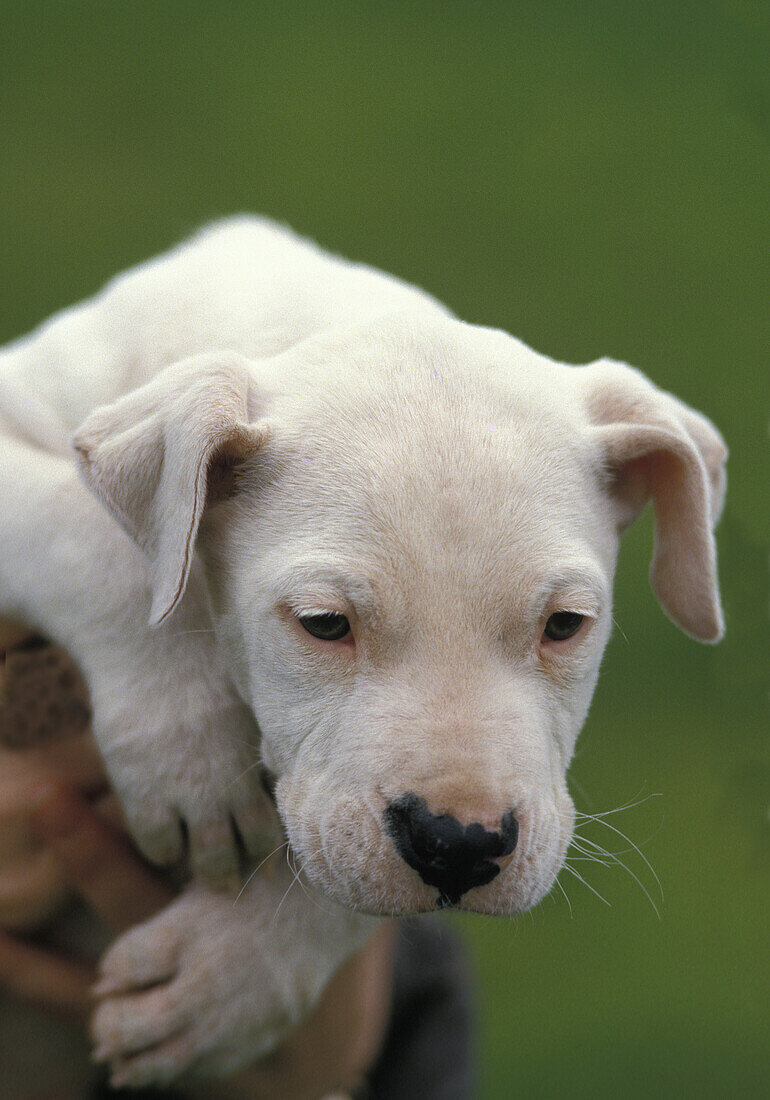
left=275, top=780, right=561, bottom=916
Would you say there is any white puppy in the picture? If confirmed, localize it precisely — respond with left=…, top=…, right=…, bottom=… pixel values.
left=0, top=218, right=726, bottom=1086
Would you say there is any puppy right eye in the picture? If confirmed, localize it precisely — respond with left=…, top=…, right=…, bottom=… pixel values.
left=298, top=612, right=351, bottom=642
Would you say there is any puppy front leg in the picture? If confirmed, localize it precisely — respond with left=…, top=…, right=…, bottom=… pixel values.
left=0, top=438, right=277, bottom=879
left=91, top=863, right=380, bottom=1087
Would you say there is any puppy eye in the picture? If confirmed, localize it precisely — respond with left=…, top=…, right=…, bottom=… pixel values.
left=298, top=612, right=351, bottom=642
left=543, top=611, right=584, bottom=642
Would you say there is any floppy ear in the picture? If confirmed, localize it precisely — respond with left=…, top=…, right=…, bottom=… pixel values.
left=580, top=359, right=727, bottom=643
left=73, top=351, right=270, bottom=626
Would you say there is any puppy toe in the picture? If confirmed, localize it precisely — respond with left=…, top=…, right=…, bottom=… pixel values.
left=130, top=809, right=186, bottom=867
left=95, top=919, right=179, bottom=996
left=188, top=815, right=239, bottom=883
left=107, top=1033, right=197, bottom=1090
left=92, top=986, right=187, bottom=1061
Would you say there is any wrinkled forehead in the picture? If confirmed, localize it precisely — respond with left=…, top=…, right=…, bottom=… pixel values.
left=251, top=322, right=615, bottom=604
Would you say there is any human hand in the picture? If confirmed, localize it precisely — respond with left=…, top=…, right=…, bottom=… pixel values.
left=0, top=784, right=394, bottom=1098
left=0, top=781, right=173, bottom=1020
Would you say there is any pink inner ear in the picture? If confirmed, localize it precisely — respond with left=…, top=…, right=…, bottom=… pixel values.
left=206, top=456, right=239, bottom=504
left=151, top=419, right=271, bottom=625
left=598, top=423, right=723, bottom=643
left=607, top=453, right=655, bottom=531
left=619, top=449, right=682, bottom=518
left=205, top=436, right=258, bottom=505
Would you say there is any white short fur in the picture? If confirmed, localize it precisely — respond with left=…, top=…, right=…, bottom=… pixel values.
left=0, top=217, right=726, bottom=1085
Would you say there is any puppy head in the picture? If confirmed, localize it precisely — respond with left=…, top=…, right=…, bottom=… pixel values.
left=74, top=317, right=726, bottom=915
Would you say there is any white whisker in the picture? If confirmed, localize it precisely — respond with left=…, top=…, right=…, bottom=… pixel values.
left=562, top=862, right=612, bottom=907
left=286, top=847, right=337, bottom=918
left=272, top=859, right=303, bottom=922
left=229, top=757, right=267, bottom=786
left=553, top=875, right=573, bottom=918
left=570, top=835, right=661, bottom=918
left=574, top=791, right=661, bottom=821
left=233, top=839, right=290, bottom=904
left=611, top=616, right=630, bottom=645
left=576, top=815, right=663, bottom=904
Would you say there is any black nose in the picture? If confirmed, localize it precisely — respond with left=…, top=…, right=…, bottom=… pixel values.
left=384, top=792, right=518, bottom=907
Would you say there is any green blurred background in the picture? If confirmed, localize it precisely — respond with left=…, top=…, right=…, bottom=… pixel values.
left=1, top=2, right=767, bottom=1095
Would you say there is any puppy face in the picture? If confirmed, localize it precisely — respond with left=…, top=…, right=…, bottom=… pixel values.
left=195, top=319, right=721, bottom=915
left=77, top=314, right=725, bottom=916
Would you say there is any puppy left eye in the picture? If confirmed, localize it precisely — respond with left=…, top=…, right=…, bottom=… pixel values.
left=298, top=612, right=351, bottom=642
left=543, top=612, right=584, bottom=642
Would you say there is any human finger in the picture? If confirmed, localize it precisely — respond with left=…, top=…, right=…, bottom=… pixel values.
left=0, top=927, right=95, bottom=1022
left=30, top=782, right=175, bottom=933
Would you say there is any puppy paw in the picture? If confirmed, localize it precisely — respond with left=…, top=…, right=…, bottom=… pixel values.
left=91, top=876, right=375, bottom=1086
left=98, top=696, right=281, bottom=885
left=125, top=773, right=279, bottom=886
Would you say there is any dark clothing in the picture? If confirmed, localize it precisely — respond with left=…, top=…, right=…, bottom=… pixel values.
left=359, top=918, right=475, bottom=1100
